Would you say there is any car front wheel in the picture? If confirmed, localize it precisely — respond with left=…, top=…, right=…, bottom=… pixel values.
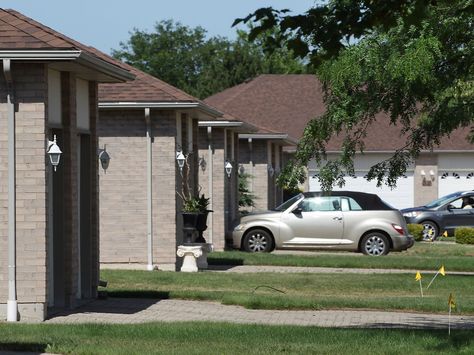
left=421, top=221, right=439, bottom=241
left=361, top=232, right=390, bottom=256
left=242, top=229, right=274, bottom=253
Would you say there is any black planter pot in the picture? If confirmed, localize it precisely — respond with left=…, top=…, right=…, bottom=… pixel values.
left=181, top=211, right=211, bottom=243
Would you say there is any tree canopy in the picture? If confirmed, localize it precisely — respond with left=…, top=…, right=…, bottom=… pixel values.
left=112, top=19, right=308, bottom=99
left=236, top=0, right=474, bottom=191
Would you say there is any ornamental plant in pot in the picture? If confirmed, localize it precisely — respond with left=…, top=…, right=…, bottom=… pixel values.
left=177, top=151, right=211, bottom=243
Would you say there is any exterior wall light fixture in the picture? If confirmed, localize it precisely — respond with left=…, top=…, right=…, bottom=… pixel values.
left=225, top=161, right=233, bottom=178
left=98, top=144, right=110, bottom=173
left=46, top=135, right=62, bottom=172
left=268, top=164, right=274, bottom=177
left=176, top=151, right=186, bottom=173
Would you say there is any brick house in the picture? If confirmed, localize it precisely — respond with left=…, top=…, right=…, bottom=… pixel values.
left=197, top=117, right=258, bottom=250
left=0, top=9, right=133, bottom=321
left=205, top=74, right=474, bottom=209
left=98, top=64, right=221, bottom=270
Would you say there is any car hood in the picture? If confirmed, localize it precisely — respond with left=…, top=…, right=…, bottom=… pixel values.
left=401, top=206, right=430, bottom=213
left=240, top=210, right=282, bottom=222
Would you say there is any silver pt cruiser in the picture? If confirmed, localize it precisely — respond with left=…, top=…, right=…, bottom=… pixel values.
left=233, top=191, right=414, bottom=256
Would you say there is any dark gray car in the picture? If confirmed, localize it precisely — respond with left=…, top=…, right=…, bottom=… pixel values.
left=233, top=191, right=414, bottom=256
left=402, top=191, right=474, bottom=240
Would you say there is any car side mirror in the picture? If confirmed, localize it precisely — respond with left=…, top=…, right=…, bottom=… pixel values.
left=447, top=204, right=455, bottom=211
left=292, top=207, right=303, bottom=214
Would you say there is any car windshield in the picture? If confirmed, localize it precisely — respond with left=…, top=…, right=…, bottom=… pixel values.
left=273, top=193, right=304, bottom=211
left=425, top=192, right=464, bottom=208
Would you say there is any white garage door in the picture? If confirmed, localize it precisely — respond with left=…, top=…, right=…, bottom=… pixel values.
left=438, top=154, right=474, bottom=197
left=309, top=172, right=414, bottom=210
left=438, top=172, right=474, bottom=197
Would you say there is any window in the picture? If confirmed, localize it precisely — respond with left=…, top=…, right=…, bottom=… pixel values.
left=299, top=197, right=341, bottom=212
left=341, top=197, right=363, bottom=211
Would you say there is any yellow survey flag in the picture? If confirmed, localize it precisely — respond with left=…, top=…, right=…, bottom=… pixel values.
left=448, top=293, right=456, bottom=309
left=443, top=231, right=448, bottom=237
left=439, top=265, right=446, bottom=276
left=415, top=271, right=422, bottom=281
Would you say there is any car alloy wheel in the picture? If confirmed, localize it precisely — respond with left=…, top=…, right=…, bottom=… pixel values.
left=243, top=229, right=273, bottom=253
left=421, top=221, right=438, bottom=241
left=361, top=232, right=389, bottom=256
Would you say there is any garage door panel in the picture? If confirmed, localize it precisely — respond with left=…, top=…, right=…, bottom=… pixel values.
left=438, top=172, right=474, bottom=197
left=309, top=173, right=414, bottom=209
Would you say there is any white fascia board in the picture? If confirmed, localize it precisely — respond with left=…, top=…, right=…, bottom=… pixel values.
left=199, top=121, right=258, bottom=133
left=0, top=50, right=134, bottom=82
left=239, top=133, right=298, bottom=145
left=99, top=101, right=222, bottom=117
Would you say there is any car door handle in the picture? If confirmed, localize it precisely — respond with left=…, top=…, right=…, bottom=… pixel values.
left=333, top=217, right=342, bottom=221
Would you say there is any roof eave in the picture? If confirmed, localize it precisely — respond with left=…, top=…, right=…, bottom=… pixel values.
left=239, top=133, right=298, bottom=146
left=198, top=120, right=258, bottom=133
left=0, top=49, right=134, bottom=82
left=98, top=101, right=222, bottom=117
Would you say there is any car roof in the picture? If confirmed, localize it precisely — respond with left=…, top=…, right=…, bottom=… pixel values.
left=303, top=191, right=394, bottom=210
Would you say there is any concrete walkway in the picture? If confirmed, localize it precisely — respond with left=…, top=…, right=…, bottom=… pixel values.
left=50, top=263, right=474, bottom=329
left=46, top=298, right=474, bottom=329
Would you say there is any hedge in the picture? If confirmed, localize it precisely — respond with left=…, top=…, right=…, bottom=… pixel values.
left=407, top=224, right=424, bottom=242
left=455, top=227, right=474, bottom=244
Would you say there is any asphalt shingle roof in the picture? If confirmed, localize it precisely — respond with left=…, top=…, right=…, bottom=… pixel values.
left=0, top=8, right=129, bottom=73
left=99, top=63, right=203, bottom=103
left=205, top=74, right=473, bottom=151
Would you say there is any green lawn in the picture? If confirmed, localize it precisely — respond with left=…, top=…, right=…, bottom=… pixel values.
left=209, top=242, right=474, bottom=271
left=101, top=269, right=474, bottom=314
left=0, top=322, right=473, bottom=354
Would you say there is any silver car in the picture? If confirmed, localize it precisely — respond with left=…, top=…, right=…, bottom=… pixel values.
left=233, top=191, right=414, bottom=256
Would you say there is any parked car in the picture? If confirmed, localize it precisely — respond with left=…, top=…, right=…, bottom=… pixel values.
left=402, top=191, right=474, bottom=240
left=233, top=191, right=414, bottom=256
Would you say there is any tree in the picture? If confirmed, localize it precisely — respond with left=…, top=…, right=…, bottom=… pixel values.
left=113, top=20, right=308, bottom=99
left=236, top=1, right=474, bottom=191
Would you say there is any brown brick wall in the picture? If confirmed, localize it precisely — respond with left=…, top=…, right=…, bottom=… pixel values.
left=98, top=109, right=179, bottom=269
left=0, top=63, right=48, bottom=320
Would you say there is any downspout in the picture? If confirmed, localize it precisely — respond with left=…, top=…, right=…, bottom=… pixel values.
left=145, top=108, right=154, bottom=271
left=207, top=126, right=213, bottom=244
left=248, top=138, right=253, bottom=212
left=4, top=59, right=18, bottom=322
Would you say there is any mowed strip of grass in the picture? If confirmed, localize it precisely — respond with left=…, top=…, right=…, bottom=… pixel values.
left=0, top=322, right=473, bottom=355
left=209, top=242, right=474, bottom=271
left=101, top=269, right=474, bottom=314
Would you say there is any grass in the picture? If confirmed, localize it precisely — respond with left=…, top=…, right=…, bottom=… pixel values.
left=100, top=269, right=474, bottom=314
left=208, top=242, right=474, bottom=271
left=0, top=322, right=473, bottom=354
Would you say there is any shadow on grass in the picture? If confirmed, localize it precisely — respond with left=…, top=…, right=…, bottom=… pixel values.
left=0, top=342, right=48, bottom=353
left=208, top=257, right=244, bottom=266
left=107, top=290, right=170, bottom=299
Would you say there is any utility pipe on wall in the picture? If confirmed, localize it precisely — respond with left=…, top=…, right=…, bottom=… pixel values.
left=145, top=108, right=154, bottom=271
left=4, top=59, right=18, bottom=322
left=207, top=126, right=213, bottom=244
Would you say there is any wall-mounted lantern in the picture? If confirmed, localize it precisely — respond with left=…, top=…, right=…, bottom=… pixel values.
left=98, top=144, right=110, bottom=173
left=238, top=164, right=245, bottom=175
left=225, top=161, right=233, bottom=178
left=176, top=151, right=186, bottom=173
left=46, top=135, right=62, bottom=172
left=268, top=164, right=274, bottom=177
left=198, top=156, right=206, bottom=172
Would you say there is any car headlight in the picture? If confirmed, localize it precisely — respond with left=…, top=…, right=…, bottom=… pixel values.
left=403, top=211, right=420, bottom=218
left=234, top=223, right=246, bottom=231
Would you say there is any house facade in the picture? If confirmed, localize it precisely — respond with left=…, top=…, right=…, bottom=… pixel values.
left=0, top=9, right=133, bottom=321
left=98, top=64, right=221, bottom=270
left=197, top=119, right=257, bottom=250
left=206, top=74, right=474, bottom=210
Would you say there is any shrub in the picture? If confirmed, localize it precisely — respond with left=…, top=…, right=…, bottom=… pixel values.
left=455, top=227, right=474, bottom=244
left=407, top=224, right=424, bottom=242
